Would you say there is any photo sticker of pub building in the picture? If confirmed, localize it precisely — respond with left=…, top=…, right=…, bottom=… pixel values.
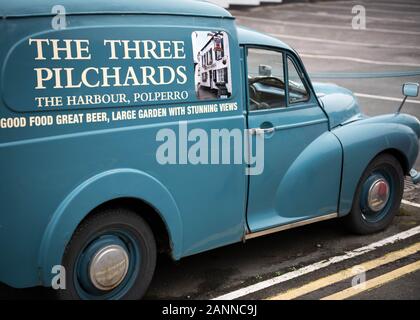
left=192, top=31, right=232, bottom=100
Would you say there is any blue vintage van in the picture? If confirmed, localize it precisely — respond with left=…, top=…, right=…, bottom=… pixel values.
left=0, top=0, right=419, bottom=299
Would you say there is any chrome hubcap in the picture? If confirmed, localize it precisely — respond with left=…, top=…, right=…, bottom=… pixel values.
left=89, top=244, right=129, bottom=291
left=367, top=178, right=390, bottom=212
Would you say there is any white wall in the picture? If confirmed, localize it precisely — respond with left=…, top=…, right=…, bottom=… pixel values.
left=229, top=0, right=261, bottom=5
left=207, top=0, right=230, bottom=8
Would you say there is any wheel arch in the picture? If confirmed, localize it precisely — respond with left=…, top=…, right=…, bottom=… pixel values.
left=377, top=148, right=410, bottom=175
left=333, top=122, right=418, bottom=216
left=37, top=168, right=183, bottom=286
left=82, top=197, right=173, bottom=256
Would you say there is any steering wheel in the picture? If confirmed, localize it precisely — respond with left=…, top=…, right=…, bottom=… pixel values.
left=249, top=76, right=285, bottom=87
left=249, top=76, right=284, bottom=110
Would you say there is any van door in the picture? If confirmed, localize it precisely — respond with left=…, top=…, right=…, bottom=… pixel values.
left=245, top=47, right=342, bottom=233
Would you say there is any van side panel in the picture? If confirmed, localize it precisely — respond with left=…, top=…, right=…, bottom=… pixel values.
left=0, top=15, right=246, bottom=287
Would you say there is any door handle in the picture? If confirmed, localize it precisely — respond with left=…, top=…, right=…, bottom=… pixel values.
left=251, top=127, right=275, bottom=135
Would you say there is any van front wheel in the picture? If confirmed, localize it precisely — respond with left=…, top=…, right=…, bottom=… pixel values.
left=345, top=154, right=404, bottom=234
left=58, top=208, right=156, bottom=300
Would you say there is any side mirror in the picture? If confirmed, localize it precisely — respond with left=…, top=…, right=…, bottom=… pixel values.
left=403, top=82, right=419, bottom=97
left=397, top=82, right=419, bottom=113
left=259, top=64, right=272, bottom=77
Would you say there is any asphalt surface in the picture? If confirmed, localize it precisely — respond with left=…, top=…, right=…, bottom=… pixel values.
left=1, top=0, right=420, bottom=300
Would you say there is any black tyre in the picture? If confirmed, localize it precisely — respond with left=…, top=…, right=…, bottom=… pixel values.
left=345, top=154, right=404, bottom=234
left=58, top=208, right=156, bottom=300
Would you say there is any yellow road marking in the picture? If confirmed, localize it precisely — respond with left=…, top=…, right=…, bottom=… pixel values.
left=267, top=242, right=420, bottom=300
left=322, top=260, right=420, bottom=300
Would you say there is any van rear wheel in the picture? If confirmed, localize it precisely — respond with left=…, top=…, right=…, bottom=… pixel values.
left=58, top=208, right=156, bottom=300
left=345, top=154, right=404, bottom=234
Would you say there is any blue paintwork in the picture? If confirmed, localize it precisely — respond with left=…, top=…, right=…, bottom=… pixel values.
left=0, top=4, right=245, bottom=288
left=333, top=114, right=419, bottom=215
left=245, top=48, right=341, bottom=232
left=0, top=0, right=232, bottom=19
left=312, top=82, right=364, bottom=128
left=237, top=26, right=293, bottom=52
left=246, top=55, right=342, bottom=230
left=0, top=1, right=418, bottom=291
left=38, top=169, right=184, bottom=287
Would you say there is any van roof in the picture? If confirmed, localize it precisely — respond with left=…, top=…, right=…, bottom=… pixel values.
left=237, top=26, right=293, bottom=51
left=1, top=0, right=233, bottom=19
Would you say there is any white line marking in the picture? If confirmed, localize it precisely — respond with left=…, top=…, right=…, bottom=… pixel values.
left=299, top=53, right=420, bottom=68
left=358, top=1, right=420, bottom=9
left=265, top=8, right=420, bottom=25
left=300, top=2, right=420, bottom=16
left=402, top=200, right=420, bottom=208
left=212, top=225, right=420, bottom=300
left=354, top=93, right=420, bottom=104
left=314, top=0, right=420, bottom=10
left=236, top=16, right=420, bottom=36
left=248, top=0, right=420, bottom=11
left=269, top=33, right=420, bottom=50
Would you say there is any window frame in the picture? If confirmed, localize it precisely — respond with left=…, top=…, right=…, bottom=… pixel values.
left=245, top=46, right=287, bottom=112
left=245, top=45, right=315, bottom=114
left=285, top=54, right=311, bottom=106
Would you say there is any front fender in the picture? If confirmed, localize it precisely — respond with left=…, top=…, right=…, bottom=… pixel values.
left=38, top=168, right=183, bottom=286
left=333, top=119, right=419, bottom=215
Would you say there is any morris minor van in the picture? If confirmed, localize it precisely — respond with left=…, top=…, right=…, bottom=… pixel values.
left=0, top=0, right=419, bottom=299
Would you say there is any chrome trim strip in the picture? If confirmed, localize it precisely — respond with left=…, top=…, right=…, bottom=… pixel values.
left=245, top=213, right=338, bottom=240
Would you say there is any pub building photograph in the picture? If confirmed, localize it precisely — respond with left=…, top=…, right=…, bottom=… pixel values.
left=193, top=31, right=232, bottom=100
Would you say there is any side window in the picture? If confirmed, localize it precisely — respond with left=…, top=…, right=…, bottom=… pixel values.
left=247, top=48, right=285, bottom=111
left=287, top=57, right=309, bottom=104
